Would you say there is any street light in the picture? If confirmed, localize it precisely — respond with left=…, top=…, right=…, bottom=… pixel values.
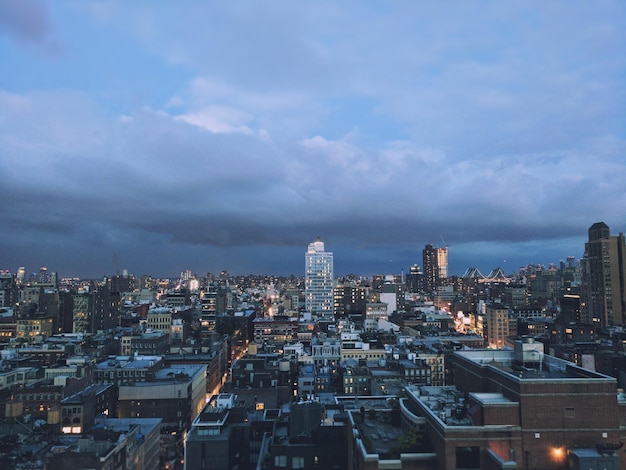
left=551, top=447, right=564, bottom=460
left=551, top=446, right=566, bottom=469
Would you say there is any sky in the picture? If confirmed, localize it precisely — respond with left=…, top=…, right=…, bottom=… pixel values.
left=1, top=1, right=625, bottom=280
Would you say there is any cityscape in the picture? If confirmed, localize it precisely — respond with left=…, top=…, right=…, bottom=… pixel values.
left=0, top=223, right=626, bottom=469
left=2, top=2, right=625, bottom=470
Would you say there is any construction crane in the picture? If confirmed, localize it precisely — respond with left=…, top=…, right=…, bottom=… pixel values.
left=439, top=235, right=449, bottom=248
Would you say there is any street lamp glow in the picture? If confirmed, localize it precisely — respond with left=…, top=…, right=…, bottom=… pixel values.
left=551, top=446, right=565, bottom=462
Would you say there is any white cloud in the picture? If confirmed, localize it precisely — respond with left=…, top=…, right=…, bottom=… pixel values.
left=175, top=106, right=254, bottom=135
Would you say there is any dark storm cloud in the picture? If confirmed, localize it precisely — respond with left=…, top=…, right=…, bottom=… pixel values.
left=0, top=0, right=62, bottom=55
left=0, top=0, right=51, bottom=41
left=1, top=1, right=625, bottom=277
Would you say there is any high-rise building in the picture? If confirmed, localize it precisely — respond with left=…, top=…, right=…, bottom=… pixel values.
left=16, top=267, right=25, bottom=285
left=581, top=222, right=626, bottom=327
left=422, top=244, right=448, bottom=294
left=305, top=238, right=334, bottom=318
left=405, top=264, right=423, bottom=294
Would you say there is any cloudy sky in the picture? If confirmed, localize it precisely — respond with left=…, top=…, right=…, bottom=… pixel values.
left=1, top=1, right=625, bottom=279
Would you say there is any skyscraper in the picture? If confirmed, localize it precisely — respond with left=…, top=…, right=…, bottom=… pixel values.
left=305, top=238, right=334, bottom=319
left=422, top=244, right=448, bottom=294
left=581, top=222, right=626, bottom=327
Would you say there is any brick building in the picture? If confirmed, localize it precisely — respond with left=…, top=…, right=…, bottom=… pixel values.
left=397, top=338, right=625, bottom=469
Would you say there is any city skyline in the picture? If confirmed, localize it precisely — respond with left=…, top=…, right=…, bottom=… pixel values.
left=1, top=2, right=625, bottom=279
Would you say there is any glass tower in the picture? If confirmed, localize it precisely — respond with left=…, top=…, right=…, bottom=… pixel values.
left=305, top=238, right=334, bottom=318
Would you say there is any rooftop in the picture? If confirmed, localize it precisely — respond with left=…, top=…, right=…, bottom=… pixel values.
left=154, top=363, right=205, bottom=379
left=405, top=386, right=474, bottom=427
left=455, top=348, right=615, bottom=381
left=61, top=383, right=114, bottom=404
left=94, top=417, right=161, bottom=437
left=95, top=355, right=162, bottom=370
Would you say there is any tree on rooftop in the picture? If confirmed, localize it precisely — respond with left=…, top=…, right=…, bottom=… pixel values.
left=399, top=428, right=423, bottom=452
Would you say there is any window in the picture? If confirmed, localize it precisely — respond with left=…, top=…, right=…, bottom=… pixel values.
left=274, top=455, right=287, bottom=467
left=292, top=456, right=305, bottom=469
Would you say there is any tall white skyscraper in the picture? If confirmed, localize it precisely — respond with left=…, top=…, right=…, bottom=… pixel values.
left=305, top=237, right=334, bottom=318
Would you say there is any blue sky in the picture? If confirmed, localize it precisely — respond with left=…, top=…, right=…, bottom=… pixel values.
left=1, top=1, right=625, bottom=279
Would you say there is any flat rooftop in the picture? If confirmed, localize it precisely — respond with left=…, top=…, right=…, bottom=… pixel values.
left=455, top=349, right=614, bottom=381
left=407, top=386, right=474, bottom=426
left=154, top=363, right=204, bottom=379
left=349, top=408, right=402, bottom=456
left=96, top=355, right=162, bottom=369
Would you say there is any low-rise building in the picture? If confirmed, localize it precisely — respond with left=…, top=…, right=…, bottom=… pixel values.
left=253, top=316, right=298, bottom=344
left=117, top=362, right=206, bottom=431
left=120, top=330, right=169, bottom=355
left=341, top=365, right=371, bottom=395
left=184, top=393, right=277, bottom=470
left=60, top=383, right=116, bottom=434
left=93, top=354, right=162, bottom=385
left=48, top=417, right=161, bottom=470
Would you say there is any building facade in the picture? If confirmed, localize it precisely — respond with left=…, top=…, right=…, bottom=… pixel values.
left=581, top=222, right=626, bottom=327
left=305, top=238, right=334, bottom=318
left=422, top=244, right=448, bottom=295
left=395, top=342, right=625, bottom=470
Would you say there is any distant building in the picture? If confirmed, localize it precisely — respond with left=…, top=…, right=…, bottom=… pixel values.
left=200, top=284, right=217, bottom=336
left=405, top=264, right=424, bottom=294
left=423, top=244, right=448, bottom=294
left=11, top=374, right=92, bottom=420
left=120, top=330, right=169, bottom=355
left=60, top=383, right=116, bottom=434
left=93, top=355, right=163, bottom=386
left=146, top=307, right=173, bottom=334
left=341, top=366, right=371, bottom=395
left=364, top=302, right=388, bottom=331
left=117, top=362, right=207, bottom=431
left=0, top=310, right=17, bottom=346
left=333, top=282, right=368, bottom=318
left=379, top=281, right=405, bottom=315
left=259, top=400, right=348, bottom=470
left=485, top=303, right=510, bottom=349
left=164, top=289, right=191, bottom=309
left=581, top=222, right=626, bottom=327
left=559, top=294, right=582, bottom=324
left=305, top=238, right=334, bottom=319
left=184, top=393, right=278, bottom=470
left=253, top=316, right=298, bottom=344
left=503, top=284, right=529, bottom=308
left=48, top=417, right=161, bottom=470
left=0, top=271, right=18, bottom=307
left=16, top=315, right=54, bottom=342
